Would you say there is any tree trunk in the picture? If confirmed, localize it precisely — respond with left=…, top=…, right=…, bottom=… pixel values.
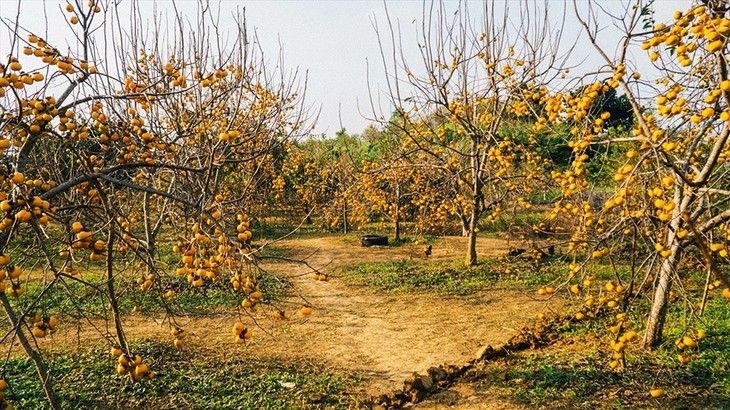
left=465, top=222, right=478, bottom=266
left=643, top=184, right=686, bottom=349
left=643, top=246, right=681, bottom=348
left=1, top=295, right=60, bottom=409
left=393, top=200, right=401, bottom=242
left=393, top=177, right=401, bottom=241
left=343, top=198, right=348, bottom=234
left=460, top=215, right=469, bottom=237
left=465, top=137, right=482, bottom=266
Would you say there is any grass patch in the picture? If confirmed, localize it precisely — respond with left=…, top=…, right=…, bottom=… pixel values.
left=469, top=336, right=730, bottom=409
left=3, top=339, right=362, bottom=409
left=253, top=243, right=295, bottom=259
left=387, top=235, right=438, bottom=247
left=252, top=219, right=327, bottom=240
left=662, top=294, right=730, bottom=392
left=334, top=258, right=554, bottom=295
left=335, top=260, right=495, bottom=294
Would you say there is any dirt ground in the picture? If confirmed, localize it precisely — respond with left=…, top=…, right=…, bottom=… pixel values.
left=36, top=235, right=549, bottom=407
left=248, top=235, right=547, bottom=397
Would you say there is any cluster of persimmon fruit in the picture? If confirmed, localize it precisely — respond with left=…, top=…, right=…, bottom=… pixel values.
left=0, top=171, right=56, bottom=231
left=59, top=221, right=106, bottom=262
left=0, top=57, right=46, bottom=96
left=136, top=273, right=156, bottom=292
left=171, top=327, right=187, bottom=348
left=674, top=329, right=706, bottom=364
left=65, top=1, right=102, bottom=25
left=28, top=312, right=59, bottom=338
left=312, top=272, right=330, bottom=281
left=0, top=261, right=23, bottom=297
left=607, top=313, right=639, bottom=370
left=172, top=235, right=215, bottom=289
left=233, top=271, right=263, bottom=311
left=2, top=32, right=97, bottom=100
left=115, top=216, right=141, bottom=252
left=231, top=322, right=253, bottom=344
left=110, top=347, right=154, bottom=382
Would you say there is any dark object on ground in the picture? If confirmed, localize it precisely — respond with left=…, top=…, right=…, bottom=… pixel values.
left=508, top=248, right=526, bottom=257
left=360, top=235, right=388, bottom=247
left=547, top=245, right=555, bottom=255
left=424, top=245, right=432, bottom=257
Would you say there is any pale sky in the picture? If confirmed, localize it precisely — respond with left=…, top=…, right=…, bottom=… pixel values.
left=2, top=1, right=688, bottom=137
left=233, top=0, right=685, bottom=136
left=243, top=1, right=405, bottom=135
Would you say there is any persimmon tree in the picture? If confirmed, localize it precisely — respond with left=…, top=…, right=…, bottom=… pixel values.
left=582, top=0, right=730, bottom=349
left=534, top=0, right=730, bottom=364
left=0, top=1, right=309, bottom=407
left=375, top=0, right=570, bottom=265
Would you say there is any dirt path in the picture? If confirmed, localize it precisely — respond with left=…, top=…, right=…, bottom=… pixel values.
left=244, top=235, right=547, bottom=396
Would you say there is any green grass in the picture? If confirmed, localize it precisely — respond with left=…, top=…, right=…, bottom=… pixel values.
left=336, top=259, right=490, bottom=294
left=334, top=257, right=556, bottom=295
left=386, top=235, right=438, bottom=247
left=662, top=294, right=730, bottom=392
left=252, top=218, right=328, bottom=239
left=3, top=339, right=362, bottom=409
left=253, top=243, right=296, bottom=258
left=498, top=353, right=613, bottom=406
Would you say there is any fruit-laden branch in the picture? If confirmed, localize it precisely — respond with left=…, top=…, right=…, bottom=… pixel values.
left=40, top=167, right=204, bottom=207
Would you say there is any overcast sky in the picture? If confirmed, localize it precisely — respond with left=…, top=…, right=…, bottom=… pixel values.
left=2, top=1, right=687, bottom=138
